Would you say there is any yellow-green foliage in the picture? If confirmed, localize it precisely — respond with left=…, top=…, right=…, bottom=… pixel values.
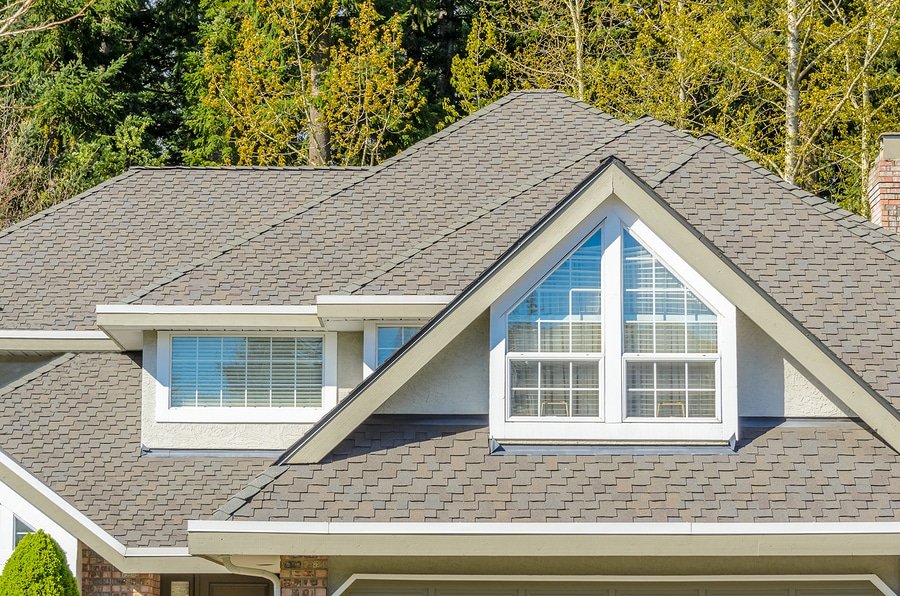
left=0, top=530, right=79, bottom=596
left=323, top=0, right=425, bottom=166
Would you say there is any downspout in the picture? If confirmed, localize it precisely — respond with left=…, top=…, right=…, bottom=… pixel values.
left=221, top=555, right=281, bottom=596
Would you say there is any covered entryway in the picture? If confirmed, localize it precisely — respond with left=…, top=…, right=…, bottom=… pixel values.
left=340, top=578, right=886, bottom=596
left=161, top=574, right=273, bottom=596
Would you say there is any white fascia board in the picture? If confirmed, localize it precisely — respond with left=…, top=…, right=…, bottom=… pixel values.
left=0, top=330, right=119, bottom=352
left=186, top=521, right=900, bottom=557
left=0, top=450, right=223, bottom=573
left=316, top=295, right=453, bottom=320
left=282, top=159, right=900, bottom=463
left=332, top=574, right=897, bottom=596
left=96, top=305, right=323, bottom=350
left=188, top=520, right=900, bottom=535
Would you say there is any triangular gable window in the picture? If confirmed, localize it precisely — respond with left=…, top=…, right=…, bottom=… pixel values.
left=490, top=205, right=736, bottom=444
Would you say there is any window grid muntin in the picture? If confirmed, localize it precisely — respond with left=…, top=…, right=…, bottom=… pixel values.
left=623, top=356, right=719, bottom=421
left=623, top=230, right=718, bottom=355
left=508, top=356, right=604, bottom=419
left=622, top=229, right=720, bottom=420
left=170, top=335, right=324, bottom=408
left=376, top=326, right=421, bottom=366
left=506, top=229, right=603, bottom=420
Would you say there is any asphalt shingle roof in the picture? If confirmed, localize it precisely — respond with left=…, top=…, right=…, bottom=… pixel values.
left=0, top=167, right=366, bottom=330
left=220, top=417, right=900, bottom=523
left=0, top=352, right=269, bottom=548
left=2, top=90, right=900, bottom=537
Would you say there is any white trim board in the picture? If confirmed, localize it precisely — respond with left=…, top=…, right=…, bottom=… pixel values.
left=186, top=520, right=900, bottom=557
left=0, top=330, right=119, bottom=352
left=0, top=449, right=224, bottom=573
left=332, top=574, right=897, bottom=596
left=280, top=159, right=900, bottom=463
left=96, top=298, right=451, bottom=349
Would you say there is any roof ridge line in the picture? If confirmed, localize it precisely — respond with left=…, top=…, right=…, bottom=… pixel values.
left=342, top=118, right=644, bottom=295
left=128, top=165, right=371, bottom=171
left=0, top=170, right=139, bottom=242
left=0, top=353, right=77, bottom=398
left=695, top=139, right=900, bottom=263
left=119, top=95, right=522, bottom=305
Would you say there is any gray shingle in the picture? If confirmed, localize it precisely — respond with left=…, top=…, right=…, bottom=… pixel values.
left=0, top=168, right=366, bottom=330
left=227, top=417, right=900, bottom=523
left=0, top=352, right=270, bottom=548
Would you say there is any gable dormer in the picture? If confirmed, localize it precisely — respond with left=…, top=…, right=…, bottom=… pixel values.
left=488, top=201, right=737, bottom=444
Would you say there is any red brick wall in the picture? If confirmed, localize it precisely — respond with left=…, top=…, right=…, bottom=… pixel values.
left=868, top=156, right=900, bottom=234
left=80, top=544, right=161, bottom=596
left=281, top=556, right=328, bottom=596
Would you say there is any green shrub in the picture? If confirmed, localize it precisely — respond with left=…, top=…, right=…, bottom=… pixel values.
left=0, top=530, right=79, bottom=596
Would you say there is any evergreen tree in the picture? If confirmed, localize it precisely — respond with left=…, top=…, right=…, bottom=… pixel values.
left=0, top=530, right=79, bottom=596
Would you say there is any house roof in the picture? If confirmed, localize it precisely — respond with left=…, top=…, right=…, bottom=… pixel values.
left=216, top=416, right=900, bottom=523
left=0, top=352, right=269, bottom=549
left=2, top=91, right=896, bottom=411
left=0, top=167, right=367, bottom=330
left=2, top=90, right=900, bottom=550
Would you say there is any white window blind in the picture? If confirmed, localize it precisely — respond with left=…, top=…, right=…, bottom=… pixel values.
left=170, top=336, right=323, bottom=408
left=506, top=229, right=602, bottom=418
left=623, top=230, right=718, bottom=419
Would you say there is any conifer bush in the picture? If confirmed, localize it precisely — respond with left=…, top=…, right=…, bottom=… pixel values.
left=0, top=529, right=79, bottom=596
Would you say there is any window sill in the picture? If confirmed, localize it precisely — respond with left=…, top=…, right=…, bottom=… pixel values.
left=156, top=406, right=329, bottom=424
left=493, top=420, right=733, bottom=443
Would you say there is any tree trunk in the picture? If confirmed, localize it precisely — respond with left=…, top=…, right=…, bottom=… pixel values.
left=784, top=0, right=801, bottom=184
left=307, top=60, right=331, bottom=166
left=435, top=0, right=455, bottom=98
left=675, top=0, right=687, bottom=129
left=567, top=0, right=585, bottom=101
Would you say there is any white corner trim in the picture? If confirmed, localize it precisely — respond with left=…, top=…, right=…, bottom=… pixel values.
left=331, top=574, right=897, bottom=596
left=0, top=450, right=222, bottom=573
left=0, top=330, right=120, bottom=352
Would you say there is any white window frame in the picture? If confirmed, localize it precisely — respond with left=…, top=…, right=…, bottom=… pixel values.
left=155, top=330, right=338, bottom=424
left=362, top=320, right=426, bottom=378
left=489, top=204, right=737, bottom=444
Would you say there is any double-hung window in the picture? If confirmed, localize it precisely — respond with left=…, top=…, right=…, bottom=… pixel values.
left=156, top=332, right=337, bottom=423
left=490, top=208, right=736, bottom=444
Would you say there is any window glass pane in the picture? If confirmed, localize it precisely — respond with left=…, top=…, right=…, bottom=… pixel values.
left=508, top=360, right=601, bottom=419
left=623, top=230, right=717, bottom=354
left=170, top=336, right=323, bottom=408
left=625, top=360, right=716, bottom=419
left=376, top=326, right=421, bottom=366
left=507, top=229, right=602, bottom=355
left=13, top=516, right=33, bottom=547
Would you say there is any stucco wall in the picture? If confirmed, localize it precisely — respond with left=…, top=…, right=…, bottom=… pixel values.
left=141, top=331, right=362, bottom=450
left=736, top=312, right=852, bottom=417
left=376, top=313, right=490, bottom=415
left=374, top=310, right=851, bottom=419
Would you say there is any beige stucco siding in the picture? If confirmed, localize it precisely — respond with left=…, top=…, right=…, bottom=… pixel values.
left=372, top=310, right=851, bottom=419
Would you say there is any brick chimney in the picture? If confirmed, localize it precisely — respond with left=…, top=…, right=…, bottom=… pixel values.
left=868, top=133, right=900, bottom=234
